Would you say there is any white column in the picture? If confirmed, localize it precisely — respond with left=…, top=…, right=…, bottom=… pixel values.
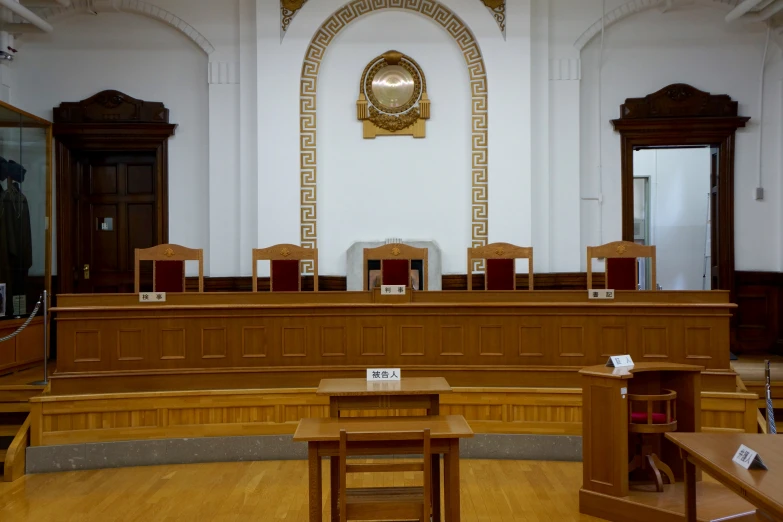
left=239, top=0, right=258, bottom=276
left=207, top=60, right=240, bottom=276
left=531, top=0, right=551, bottom=272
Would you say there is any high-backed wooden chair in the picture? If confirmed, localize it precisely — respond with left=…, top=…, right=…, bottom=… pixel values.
left=363, top=243, right=428, bottom=291
left=252, top=244, right=318, bottom=292
left=338, top=429, right=431, bottom=522
left=134, top=243, right=204, bottom=293
left=467, top=243, right=534, bottom=290
left=586, top=241, right=656, bottom=290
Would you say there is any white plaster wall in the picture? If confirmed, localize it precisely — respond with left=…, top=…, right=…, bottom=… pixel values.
left=318, top=12, right=470, bottom=275
left=579, top=4, right=782, bottom=271
left=13, top=12, right=210, bottom=275
left=259, top=0, right=531, bottom=277
left=634, top=148, right=711, bottom=290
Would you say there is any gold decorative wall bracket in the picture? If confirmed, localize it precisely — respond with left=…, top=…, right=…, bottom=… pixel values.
left=481, top=0, right=506, bottom=39
left=281, top=0, right=307, bottom=42
left=357, top=50, right=430, bottom=139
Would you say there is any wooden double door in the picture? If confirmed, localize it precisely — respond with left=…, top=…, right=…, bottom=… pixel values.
left=68, top=151, right=160, bottom=294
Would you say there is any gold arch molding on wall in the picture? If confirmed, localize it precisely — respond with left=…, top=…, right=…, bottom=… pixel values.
left=299, top=0, right=489, bottom=274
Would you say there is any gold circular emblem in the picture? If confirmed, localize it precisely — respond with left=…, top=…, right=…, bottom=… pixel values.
left=372, top=65, right=415, bottom=109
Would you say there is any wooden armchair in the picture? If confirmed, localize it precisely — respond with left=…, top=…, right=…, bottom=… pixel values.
left=586, top=241, right=656, bottom=290
left=338, top=429, right=431, bottom=522
left=134, top=243, right=203, bottom=293
left=628, top=389, right=677, bottom=491
left=363, top=243, right=428, bottom=291
left=467, top=243, right=534, bottom=290
left=252, top=244, right=318, bottom=292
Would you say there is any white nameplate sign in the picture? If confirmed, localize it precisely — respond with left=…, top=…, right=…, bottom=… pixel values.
left=589, top=289, right=615, bottom=300
left=367, top=368, right=401, bottom=381
left=381, top=285, right=406, bottom=295
left=732, top=444, right=768, bottom=470
left=139, top=292, right=167, bottom=303
left=606, top=355, right=634, bottom=368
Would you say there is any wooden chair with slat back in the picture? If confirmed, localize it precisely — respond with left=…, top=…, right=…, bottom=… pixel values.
left=252, top=244, right=318, bottom=292
left=339, top=429, right=431, bottom=522
left=134, top=244, right=204, bottom=293
left=628, top=389, right=678, bottom=492
left=363, top=243, right=428, bottom=291
left=586, top=241, right=656, bottom=290
left=467, top=242, right=534, bottom=290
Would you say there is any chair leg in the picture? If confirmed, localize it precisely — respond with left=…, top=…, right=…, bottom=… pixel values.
left=650, top=453, right=675, bottom=486
left=646, top=454, right=665, bottom=492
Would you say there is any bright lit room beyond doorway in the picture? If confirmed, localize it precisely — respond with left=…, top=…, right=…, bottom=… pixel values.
left=633, top=147, right=712, bottom=291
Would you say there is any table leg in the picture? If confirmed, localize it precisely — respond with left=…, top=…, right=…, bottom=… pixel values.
left=431, top=454, right=441, bottom=522
left=330, top=456, right=339, bottom=521
left=443, top=439, right=460, bottom=522
left=429, top=395, right=440, bottom=416
left=308, top=444, right=322, bottom=522
left=684, top=455, right=697, bottom=522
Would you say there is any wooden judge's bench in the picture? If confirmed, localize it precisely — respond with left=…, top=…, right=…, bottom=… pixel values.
left=51, top=289, right=734, bottom=393
left=32, top=288, right=757, bottom=448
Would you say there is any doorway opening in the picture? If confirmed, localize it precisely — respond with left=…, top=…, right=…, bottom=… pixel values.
left=633, top=147, right=713, bottom=291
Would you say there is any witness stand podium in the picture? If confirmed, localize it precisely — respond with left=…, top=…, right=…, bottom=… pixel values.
left=579, top=362, right=760, bottom=522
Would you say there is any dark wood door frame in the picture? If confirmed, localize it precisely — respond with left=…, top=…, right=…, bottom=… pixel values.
left=611, top=84, right=749, bottom=302
left=53, top=90, right=177, bottom=294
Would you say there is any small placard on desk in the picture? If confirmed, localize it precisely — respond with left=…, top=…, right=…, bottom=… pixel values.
left=588, top=289, right=615, bottom=300
left=367, top=368, right=401, bottom=381
left=139, top=292, right=167, bottom=303
left=606, top=355, right=634, bottom=368
left=732, top=444, right=768, bottom=470
left=381, top=285, right=406, bottom=295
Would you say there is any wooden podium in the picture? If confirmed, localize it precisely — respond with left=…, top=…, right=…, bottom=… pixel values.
left=579, top=362, right=703, bottom=521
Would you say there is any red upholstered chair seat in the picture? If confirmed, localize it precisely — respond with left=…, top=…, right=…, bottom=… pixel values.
left=382, top=259, right=410, bottom=286
left=486, top=258, right=515, bottom=290
left=154, top=261, right=184, bottom=292
left=271, top=259, right=301, bottom=292
left=607, top=257, right=637, bottom=291
left=630, top=412, right=669, bottom=424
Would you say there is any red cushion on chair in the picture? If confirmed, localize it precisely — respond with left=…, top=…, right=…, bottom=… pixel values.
left=631, top=412, right=668, bottom=424
left=607, top=257, right=637, bottom=290
left=382, top=259, right=410, bottom=286
left=486, top=258, right=515, bottom=290
left=271, top=260, right=300, bottom=292
left=154, top=261, right=185, bottom=292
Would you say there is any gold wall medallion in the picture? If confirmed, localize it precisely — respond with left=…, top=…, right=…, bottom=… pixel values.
left=357, top=50, right=430, bottom=139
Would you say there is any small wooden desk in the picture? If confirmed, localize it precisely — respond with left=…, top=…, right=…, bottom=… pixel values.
left=316, top=377, right=452, bottom=417
left=666, top=433, right=783, bottom=522
left=294, top=415, right=473, bottom=522
left=317, top=377, right=452, bottom=520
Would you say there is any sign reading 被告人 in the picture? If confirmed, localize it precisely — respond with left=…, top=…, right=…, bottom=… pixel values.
left=367, top=368, right=401, bottom=381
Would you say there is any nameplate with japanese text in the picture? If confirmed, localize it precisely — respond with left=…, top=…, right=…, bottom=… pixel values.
left=367, top=368, right=401, bottom=381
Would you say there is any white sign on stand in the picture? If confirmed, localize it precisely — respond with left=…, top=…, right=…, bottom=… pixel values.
left=732, top=444, right=767, bottom=470
left=367, top=368, right=401, bottom=381
left=381, top=285, right=406, bottom=295
left=606, top=355, right=634, bottom=368
left=588, top=289, right=615, bottom=300
left=139, top=292, right=167, bottom=303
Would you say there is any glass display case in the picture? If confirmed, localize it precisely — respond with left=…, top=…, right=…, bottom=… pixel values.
left=0, top=101, right=51, bottom=372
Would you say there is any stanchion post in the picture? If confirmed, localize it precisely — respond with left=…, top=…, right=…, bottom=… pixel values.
left=30, top=291, right=48, bottom=386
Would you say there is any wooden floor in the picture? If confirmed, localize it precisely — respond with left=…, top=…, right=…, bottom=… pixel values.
left=0, top=459, right=605, bottom=521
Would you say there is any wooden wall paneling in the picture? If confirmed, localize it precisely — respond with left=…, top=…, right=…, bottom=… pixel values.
left=0, top=319, right=45, bottom=374
left=28, top=384, right=759, bottom=446
left=734, top=271, right=783, bottom=355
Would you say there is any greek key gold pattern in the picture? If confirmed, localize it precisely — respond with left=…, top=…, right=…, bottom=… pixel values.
left=299, top=0, right=489, bottom=274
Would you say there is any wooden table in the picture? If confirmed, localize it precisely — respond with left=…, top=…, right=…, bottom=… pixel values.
left=666, top=433, right=783, bottom=521
left=294, top=415, right=473, bottom=522
left=316, top=377, right=452, bottom=417
left=317, top=377, right=452, bottom=520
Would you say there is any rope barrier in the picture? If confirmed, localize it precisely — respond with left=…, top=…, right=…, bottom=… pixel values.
left=0, top=295, right=42, bottom=343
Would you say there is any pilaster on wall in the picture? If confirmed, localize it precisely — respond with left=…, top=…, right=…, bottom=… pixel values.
left=531, top=0, right=551, bottom=273
left=208, top=60, right=240, bottom=276
left=239, top=0, right=258, bottom=276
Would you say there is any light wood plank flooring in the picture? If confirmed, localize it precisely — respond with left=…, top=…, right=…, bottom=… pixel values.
left=0, top=459, right=604, bottom=521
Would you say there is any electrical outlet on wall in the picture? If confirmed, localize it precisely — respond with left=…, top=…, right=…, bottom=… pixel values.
left=755, top=187, right=764, bottom=201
